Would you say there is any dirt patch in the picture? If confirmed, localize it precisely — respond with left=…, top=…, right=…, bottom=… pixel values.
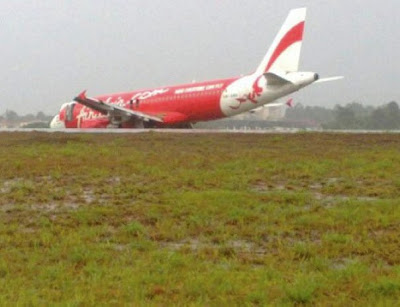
left=107, top=177, right=121, bottom=185
left=0, top=178, right=24, bottom=193
left=330, top=258, right=356, bottom=270
left=160, top=239, right=267, bottom=255
left=314, top=193, right=379, bottom=206
left=82, top=189, right=96, bottom=203
left=0, top=203, right=18, bottom=212
left=30, top=203, right=59, bottom=212
left=251, top=182, right=291, bottom=193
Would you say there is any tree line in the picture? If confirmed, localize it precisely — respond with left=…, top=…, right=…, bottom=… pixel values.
left=0, top=110, right=53, bottom=122
left=285, top=101, right=400, bottom=130
left=2, top=101, right=400, bottom=130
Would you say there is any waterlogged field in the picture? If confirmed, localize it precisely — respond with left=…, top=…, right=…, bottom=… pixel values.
left=0, top=132, right=399, bottom=305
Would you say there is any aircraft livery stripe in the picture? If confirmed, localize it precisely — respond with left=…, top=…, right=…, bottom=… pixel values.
left=265, top=21, right=305, bottom=72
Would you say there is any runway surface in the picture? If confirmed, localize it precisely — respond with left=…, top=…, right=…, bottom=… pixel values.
left=1, top=128, right=400, bottom=134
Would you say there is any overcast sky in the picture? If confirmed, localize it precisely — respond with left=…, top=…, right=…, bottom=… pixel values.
left=1, top=0, right=398, bottom=115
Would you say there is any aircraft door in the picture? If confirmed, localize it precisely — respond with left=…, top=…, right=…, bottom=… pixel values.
left=66, top=103, right=76, bottom=122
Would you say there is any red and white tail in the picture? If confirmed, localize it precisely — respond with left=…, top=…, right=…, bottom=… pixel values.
left=256, top=8, right=307, bottom=75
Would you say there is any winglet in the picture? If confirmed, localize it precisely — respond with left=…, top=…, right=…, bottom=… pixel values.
left=77, top=90, right=87, bottom=100
left=286, top=98, right=294, bottom=108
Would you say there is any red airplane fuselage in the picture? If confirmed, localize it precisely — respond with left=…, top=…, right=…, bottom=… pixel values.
left=59, top=77, right=237, bottom=128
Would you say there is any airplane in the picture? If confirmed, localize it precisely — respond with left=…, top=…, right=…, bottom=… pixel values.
left=50, top=8, right=342, bottom=129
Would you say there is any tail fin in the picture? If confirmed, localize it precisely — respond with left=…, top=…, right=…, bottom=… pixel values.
left=255, top=8, right=307, bottom=75
left=286, top=98, right=294, bottom=108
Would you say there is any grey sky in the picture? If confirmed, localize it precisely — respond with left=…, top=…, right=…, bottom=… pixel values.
left=1, top=0, right=398, bottom=115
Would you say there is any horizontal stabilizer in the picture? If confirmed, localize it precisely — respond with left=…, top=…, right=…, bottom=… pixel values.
left=265, top=98, right=294, bottom=108
left=315, top=76, right=344, bottom=84
left=264, top=72, right=293, bottom=86
left=250, top=98, right=293, bottom=113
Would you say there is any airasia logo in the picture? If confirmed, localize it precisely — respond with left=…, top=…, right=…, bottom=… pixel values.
left=77, top=107, right=107, bottom=121
left=230, top=76, right=263, bottom=110
left=131, top=88, right=169, bottom=101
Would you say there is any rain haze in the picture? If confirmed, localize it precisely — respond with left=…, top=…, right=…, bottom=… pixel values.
left=1, top=0, right=398, bottom=115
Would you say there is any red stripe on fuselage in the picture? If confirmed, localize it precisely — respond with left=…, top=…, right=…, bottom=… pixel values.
left=265, top=21, right=305, bottom=72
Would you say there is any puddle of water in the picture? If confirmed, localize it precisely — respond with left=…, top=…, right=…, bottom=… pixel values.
left=314, top=193, right=379, bottom=205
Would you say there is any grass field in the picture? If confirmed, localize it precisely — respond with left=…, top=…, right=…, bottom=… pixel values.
left=0, top=132, right=399, bottom=305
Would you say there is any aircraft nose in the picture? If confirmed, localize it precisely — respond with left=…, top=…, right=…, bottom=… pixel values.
left=50, top=115, right=65, bottom=129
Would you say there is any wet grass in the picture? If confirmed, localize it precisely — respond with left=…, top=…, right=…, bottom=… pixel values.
left=0, top=132, right=399, bottom=305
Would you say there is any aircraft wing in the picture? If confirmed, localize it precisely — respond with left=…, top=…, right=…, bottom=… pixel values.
left=74, top=91, right=164, bottom=123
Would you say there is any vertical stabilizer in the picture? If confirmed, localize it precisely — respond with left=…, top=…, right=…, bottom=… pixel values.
left=255, top=8, right=307, bottom=74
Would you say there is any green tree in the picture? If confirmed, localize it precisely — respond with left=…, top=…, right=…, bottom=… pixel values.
left=384, top=101, right=400, bottom=129
left=333, top=105, right=358, bottom=129
left=36, top=111, right=47, bottom=121
left=5, top=110, right=19, bottom=121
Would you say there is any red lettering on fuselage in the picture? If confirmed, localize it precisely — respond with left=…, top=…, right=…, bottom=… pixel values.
left=230, top=76, right=264, bottom=110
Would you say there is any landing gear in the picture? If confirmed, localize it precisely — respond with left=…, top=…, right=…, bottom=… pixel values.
left=163, top=122, right=194, bottom=129
left=107, top=116, right=145, bottom=128
left=143, top=121, right=194, bottom=129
